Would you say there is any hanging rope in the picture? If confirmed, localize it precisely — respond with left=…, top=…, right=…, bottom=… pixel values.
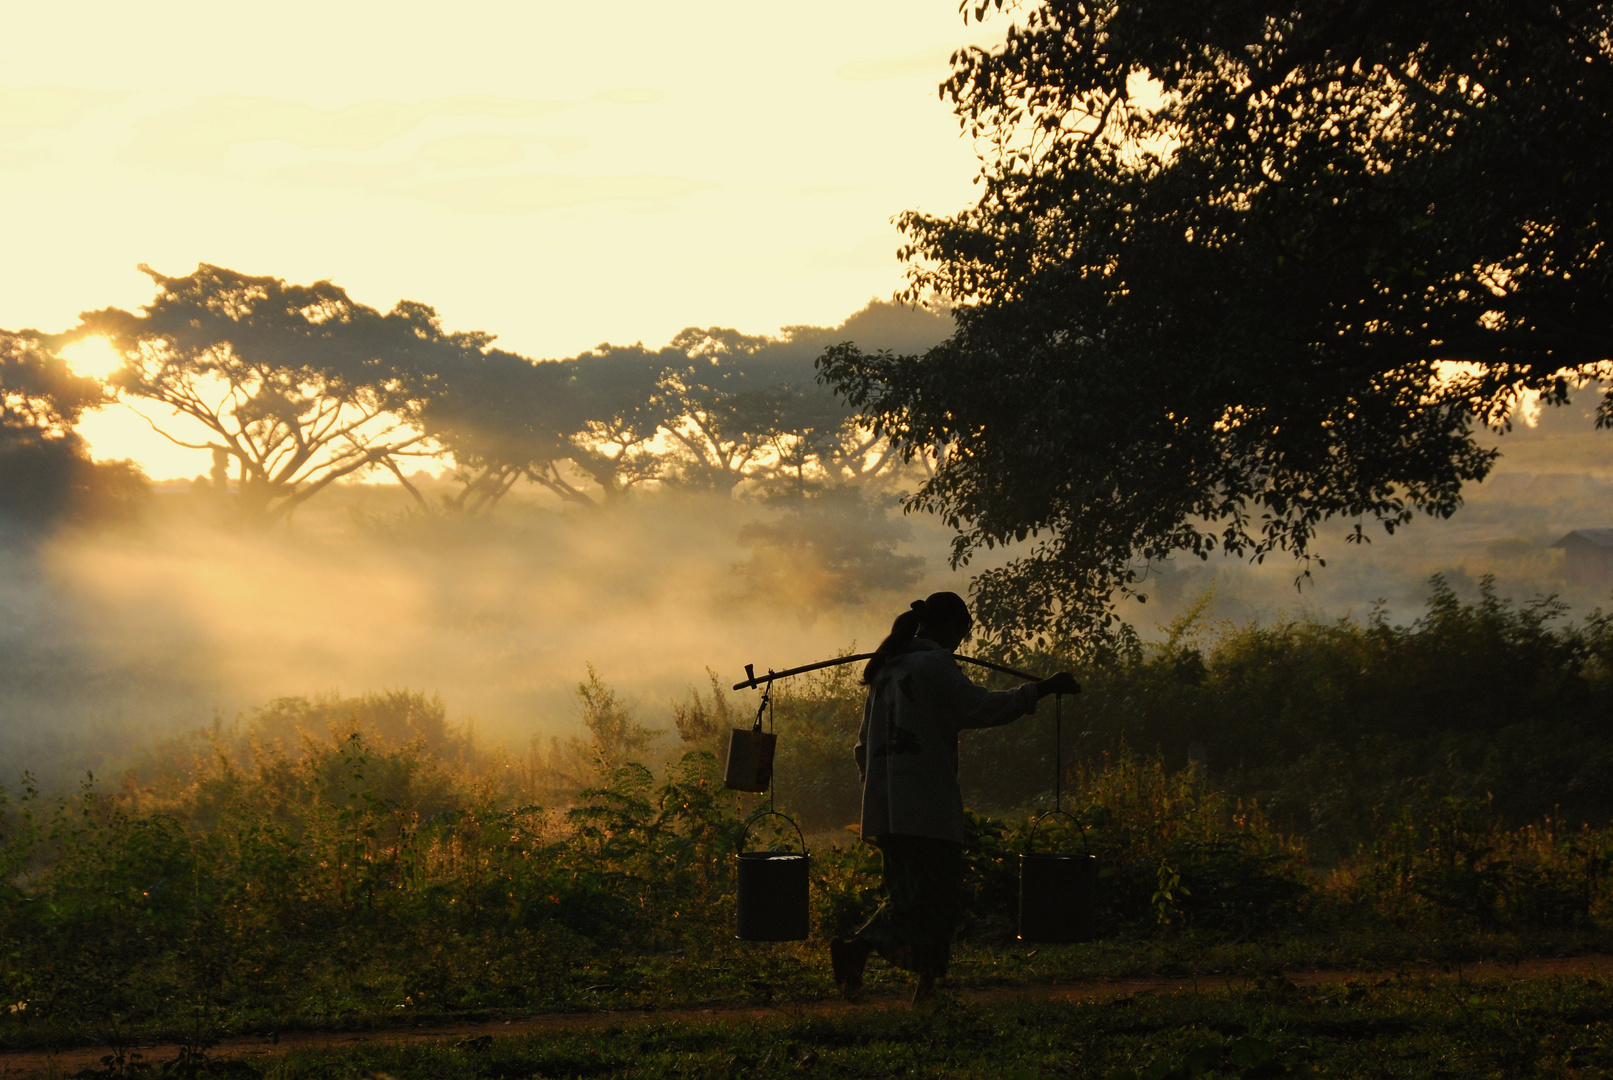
left=767, top=679, right=776, bottom=816
left=1054, top=693, right=1062, bottom=814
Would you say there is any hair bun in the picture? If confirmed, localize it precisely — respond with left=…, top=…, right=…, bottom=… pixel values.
left=910, top=599, right=927, bottom=613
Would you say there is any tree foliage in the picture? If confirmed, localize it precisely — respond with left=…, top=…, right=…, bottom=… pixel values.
left=70, top=263, right=948, bottom=522
left=83, top=265, right=450, bottom=524
left=435, top=312, right=943, bottom=509
left=0, top=329, right=145, bottom=525
left=818, top=0, right=1613, bottom=643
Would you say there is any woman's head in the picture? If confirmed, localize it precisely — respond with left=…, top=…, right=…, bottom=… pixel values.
left=914, top=591, right=972, bottom=649
left=862, top=591, right=973, bottom=683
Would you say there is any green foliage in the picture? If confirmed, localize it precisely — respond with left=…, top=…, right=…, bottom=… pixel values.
left=576, top=665, right=662, bottom=771
left=1334, top=797, right=1613, bottom=933
left=768, top=658, right=866, bottom=833
left=0, top=708, right=752, bottom=1044
left=947, top=754, right=1308, bottom=942
left=8, top=658, right=1613, bottom=1046
left=960, top=577, right=1613, bottom=861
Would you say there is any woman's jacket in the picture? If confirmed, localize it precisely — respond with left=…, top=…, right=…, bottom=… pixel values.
left=856, top=638, right=1040, bottom=844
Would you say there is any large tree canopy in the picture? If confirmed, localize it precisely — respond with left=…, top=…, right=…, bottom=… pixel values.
left=819, top=0, right=1612, bottom=644
left=82, top=265, right=459, bottom=524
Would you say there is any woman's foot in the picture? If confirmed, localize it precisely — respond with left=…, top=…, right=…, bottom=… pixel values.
left=829, top=938, right=871, bottom=1002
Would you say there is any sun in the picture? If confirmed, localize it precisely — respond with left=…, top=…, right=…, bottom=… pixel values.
left=59, top=336, right=126, bottom=382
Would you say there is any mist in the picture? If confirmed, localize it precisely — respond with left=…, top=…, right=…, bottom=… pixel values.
left=2, top=349, right=1608, bottom=787
left=0, top=483, right=976, bottom=784
left=1119, top=387, right=1613, bottom=631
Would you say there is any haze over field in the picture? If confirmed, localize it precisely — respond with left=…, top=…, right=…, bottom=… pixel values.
left=3, top=374, right=1608, bottom=785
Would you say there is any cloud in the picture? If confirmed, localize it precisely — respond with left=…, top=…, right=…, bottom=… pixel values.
left=589, top=87, right=663, bottom=105
left=0, top=85, right=125, bottom=146
left=415, top=133, right=587, bottom=169
left=835, top=46, right=958, bottom=82
left=414, top=172, right=714, bottom=214
left=125, top=93, right=567, bottom=167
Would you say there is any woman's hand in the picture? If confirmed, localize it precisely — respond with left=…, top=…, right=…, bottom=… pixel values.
left=1035, top=671, right=1081, bottom=698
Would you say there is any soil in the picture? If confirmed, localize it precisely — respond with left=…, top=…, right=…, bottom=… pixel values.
left=3, top=954, right=1608, bottom=1077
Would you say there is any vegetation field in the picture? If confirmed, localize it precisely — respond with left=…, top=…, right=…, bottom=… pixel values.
left=3, top=581, right=1612, bottom=1076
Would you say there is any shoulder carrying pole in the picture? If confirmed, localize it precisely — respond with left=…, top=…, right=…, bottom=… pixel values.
left=732, top=651, right=1043, bottom=690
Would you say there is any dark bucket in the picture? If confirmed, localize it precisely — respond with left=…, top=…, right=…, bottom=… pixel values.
left=1018, top=811, right=1097, bottom=943
left=723, top=727, right=776, bottom=792
left=735, top=812, right=809, bottom=941
left=1019, top=852, right=1097, bottom=943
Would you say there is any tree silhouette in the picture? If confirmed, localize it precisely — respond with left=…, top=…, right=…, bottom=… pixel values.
left=562, top=346, right=672, bottom=501
left=407, top=345, right=592, bottom=512
left=82, top=265, right=449, bottom=524
left=421, top=300, right=951, bottom=508
left=820, top=0, right=1613, bottom=644
left=655, top=328, right=791, bottom=493
left=0, top=329, right=144, bottom=524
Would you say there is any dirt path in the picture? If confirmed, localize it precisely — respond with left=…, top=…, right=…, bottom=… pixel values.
left=5, top=955, right=1608, bottom=1077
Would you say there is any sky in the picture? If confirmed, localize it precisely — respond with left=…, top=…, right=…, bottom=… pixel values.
left=2, top=1, right=1003, bottom=477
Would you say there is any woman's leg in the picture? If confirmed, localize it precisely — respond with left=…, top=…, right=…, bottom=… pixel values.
left=845, top=835, right=964, bottom=997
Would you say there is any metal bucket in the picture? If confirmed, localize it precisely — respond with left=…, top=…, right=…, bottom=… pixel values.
left=723, top=727, right=777, bottom=792
left=735, top=811, right=809, bottom=941
left=1018, top=810, right=1096, bottom=943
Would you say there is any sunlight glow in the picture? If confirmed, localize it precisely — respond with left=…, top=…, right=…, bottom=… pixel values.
left=60, top=336, right=126, bottom=382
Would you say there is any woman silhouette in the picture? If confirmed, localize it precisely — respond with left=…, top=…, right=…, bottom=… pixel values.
left=830, top=591, right=1078, bottom=1005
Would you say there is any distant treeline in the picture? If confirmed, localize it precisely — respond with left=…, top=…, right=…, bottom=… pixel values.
left=0, top=264, right=951, bottom=527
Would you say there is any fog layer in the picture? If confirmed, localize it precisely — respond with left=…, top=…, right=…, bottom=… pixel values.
left=3, top=385, right=1608, bottom=786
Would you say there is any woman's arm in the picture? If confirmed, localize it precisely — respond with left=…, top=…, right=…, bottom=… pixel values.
left=942, top=662, right=1080, bottom=731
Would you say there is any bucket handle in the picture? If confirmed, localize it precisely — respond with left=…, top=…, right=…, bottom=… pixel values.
left=739, top=809, right=808, bottom=855
left=1027, top=809, right=1091, bottom=856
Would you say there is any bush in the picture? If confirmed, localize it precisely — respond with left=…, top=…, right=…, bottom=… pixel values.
left=7, top=654, right=1613, bottom=1042
left=961, top=577, right=1613, bottom=862
left=1328, top=796, right=1613, bottom=931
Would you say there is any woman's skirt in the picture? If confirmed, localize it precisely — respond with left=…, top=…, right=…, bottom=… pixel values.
left=855, top=833, right=964, bottom=977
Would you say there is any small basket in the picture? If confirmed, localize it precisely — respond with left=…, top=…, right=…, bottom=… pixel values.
left=723, top=727, right=776, bottom=792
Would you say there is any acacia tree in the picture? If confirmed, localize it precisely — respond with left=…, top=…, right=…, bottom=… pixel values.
left=759, top=388, right=904, bottom=498
left=562, top=346, right=671, bottom=500
left=819, top=0, right=1613, bottom=644
left=0, top=331, right=104, bottom=447
left=657, top=328, right=792, bottom=493
left=82, top=265, right=453, bottom=524
left=407, top=345, right=598, bottom=513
